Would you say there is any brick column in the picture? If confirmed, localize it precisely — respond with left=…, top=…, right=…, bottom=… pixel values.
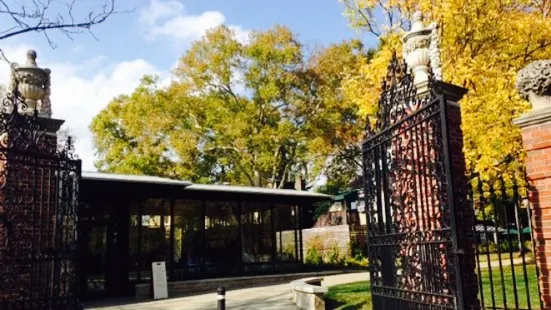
left=446, top=99, right=479, bottom=309
left=439, top=82, right=480, bottom=309
left=514, top=60, right=551, bottom=308
left=515, top=109, right=551, bottom=308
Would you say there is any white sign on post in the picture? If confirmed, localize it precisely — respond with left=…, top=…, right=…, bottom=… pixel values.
left=152, top=261, right=168, bottom=300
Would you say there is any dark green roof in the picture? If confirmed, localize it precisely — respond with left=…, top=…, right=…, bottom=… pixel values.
left=333, top=190, right=359, bottom=202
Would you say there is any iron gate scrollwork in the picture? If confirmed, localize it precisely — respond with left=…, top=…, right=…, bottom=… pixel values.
left=362, top=54, right=462, bottom=309
left=0, top=86, right=82, bottom=309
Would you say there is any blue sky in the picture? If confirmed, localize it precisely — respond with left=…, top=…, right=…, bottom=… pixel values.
left=0, top=0, right=376, bottom=171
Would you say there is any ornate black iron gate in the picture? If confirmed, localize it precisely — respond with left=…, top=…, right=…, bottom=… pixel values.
left=0, top=88, right=81, bottom=309
left=362, top=56, right=463, bottom=309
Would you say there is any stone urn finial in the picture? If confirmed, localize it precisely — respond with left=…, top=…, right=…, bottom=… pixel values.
left=403, top=11, right=440, bottom=93
left=516, top=60, right=551, bottom=111
left=26, top=49, right=38, bottom=67
left=9, top=49, right=52, bottom=117
left=411, top=11, right=424, bottom=32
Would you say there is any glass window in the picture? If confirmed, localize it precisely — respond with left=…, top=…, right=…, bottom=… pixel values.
left=86, top=225, right=107, bottom=293
left=241, top=202, right=273, bottom=264
left=129, top=199, right=141, bottom=282
left=205, top=201, right=239, bottom=276
left=274, top=204, right=298, bottom=262
left=173, top=200, right=203, bottom=279
left=140, top=199, right=171, bottom=280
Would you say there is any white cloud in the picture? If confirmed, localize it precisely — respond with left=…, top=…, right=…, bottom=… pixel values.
left=0, top=45, right=165, bottom=172
left=139, top=0, right=184, bottom=27
left=229, top=25, right=250, bottom=45
left=140, top=0, right=249, bottom=44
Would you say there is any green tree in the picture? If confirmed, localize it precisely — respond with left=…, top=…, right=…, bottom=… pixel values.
left=91, top=25, right=366, bottom=187
left=305, top=39, right=374, bottom=192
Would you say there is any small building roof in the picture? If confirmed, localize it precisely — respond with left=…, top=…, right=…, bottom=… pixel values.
left=82, top=171, right=331, bottom=200
left=82, top=171, right=192, bottom=187
left=185, top=183, right=331, bottom=199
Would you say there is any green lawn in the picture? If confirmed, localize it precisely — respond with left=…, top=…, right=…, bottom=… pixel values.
left=325, top=281, right=371, bottom=310
left=478, top=264, right=541, bottom=309
left=477, top=252, right=534, bottom=264
left=325, top=264, right=541, bottom=310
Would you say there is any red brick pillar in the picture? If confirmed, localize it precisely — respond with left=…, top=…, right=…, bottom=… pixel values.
left=439, top=82, right=480, bottom=309
left=514, top=59, right=551, bottom=308
left=447, top=100, right=480, bottom=309
left=515, top=109, right=551, bottom=308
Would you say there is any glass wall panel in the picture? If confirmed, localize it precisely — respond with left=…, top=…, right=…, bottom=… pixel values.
left=205, top=201, right=239, bottom=276
left=85, top=225, right=107, bottom=293
left=241, top=202, right=273, bottom=265
left=274, top=204, right=298, bottom=262
left=139, top=199, right=171, bottom=280
left=173, top=200, right=203, bottom=280
left=80, top=199, right=114, bottom=297
left=128, top=200, right=141, bottom=282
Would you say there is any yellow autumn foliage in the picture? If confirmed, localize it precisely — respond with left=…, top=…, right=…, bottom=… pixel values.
left=341, top=0, right=551, bottom=182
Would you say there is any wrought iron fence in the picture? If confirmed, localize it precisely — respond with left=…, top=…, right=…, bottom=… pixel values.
left=471, top=176, right=543, bottom=309
left=0, top=87, right=82, bottom=309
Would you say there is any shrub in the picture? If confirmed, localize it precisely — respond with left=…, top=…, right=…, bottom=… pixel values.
left=304, top=235, right=368, bottom=268
left=478, top=240, right=525, bottom=254
left=499, top=240, right=519, bottom=253
left=305, top=236, right=325, bottom=265
left=277, top=244, right=296, bottom=261
left=305, top=247, right=324, bottom=265
left=346, top=256, right=368, bottom=267
left=477, top=242, right=498, bottom=254
left=326, top=243, right=346, bottom=265
left=283, top=244, right=296, bottom=256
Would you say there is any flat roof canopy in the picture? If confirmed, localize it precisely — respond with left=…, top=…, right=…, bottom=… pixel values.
left=82, top=171, right=192, bottom=186
left=81, top=172, right=332, bottom=202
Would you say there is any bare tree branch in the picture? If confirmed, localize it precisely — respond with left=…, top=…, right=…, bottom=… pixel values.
left=0, top=48, right=11, bottom=63
left=0, top=0, right=133, bottom=43
left=342, top=1, right=381, bottom=37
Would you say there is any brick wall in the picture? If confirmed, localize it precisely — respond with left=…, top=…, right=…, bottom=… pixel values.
left=518, top=121, right=551, bottom=307
left=446, top=103, right=479, bottom=309
left=301, top=225, right=351, bottom=260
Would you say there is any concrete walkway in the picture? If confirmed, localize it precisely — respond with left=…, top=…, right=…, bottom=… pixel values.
left=84, top=272, right=369, bottom=310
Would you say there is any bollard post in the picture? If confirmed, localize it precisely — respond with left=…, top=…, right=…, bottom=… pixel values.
left=217, top=287, right=225, bottom=310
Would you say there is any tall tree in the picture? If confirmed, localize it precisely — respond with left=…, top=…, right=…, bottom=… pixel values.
left=340, top=0, right=551, bottom=186
left=91, top=25, right=366, bottom=188
left=306, top=39, right=374, bottom=191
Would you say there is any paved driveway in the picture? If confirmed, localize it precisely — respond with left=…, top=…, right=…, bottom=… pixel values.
left=84, top=272, right=369, bottom=310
